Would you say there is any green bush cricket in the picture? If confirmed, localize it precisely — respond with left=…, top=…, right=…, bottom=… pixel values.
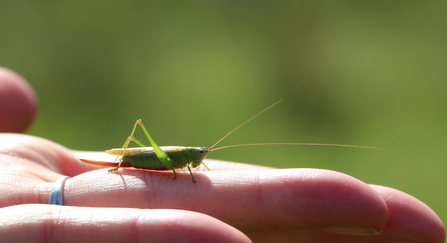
left=80, top=100, right=382, bottom=182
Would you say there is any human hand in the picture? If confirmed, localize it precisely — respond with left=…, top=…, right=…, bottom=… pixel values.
left=0, top=67, right=445, bottom=243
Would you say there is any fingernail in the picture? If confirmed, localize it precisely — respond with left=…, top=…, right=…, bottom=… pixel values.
left=325, top=226, right=382, bottom=235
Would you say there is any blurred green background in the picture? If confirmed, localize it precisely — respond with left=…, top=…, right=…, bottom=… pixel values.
left=1, top=1, right=446, bottom=226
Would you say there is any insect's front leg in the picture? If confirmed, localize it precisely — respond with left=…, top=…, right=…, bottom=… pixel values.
left=187, top=166, right=196, bottom=183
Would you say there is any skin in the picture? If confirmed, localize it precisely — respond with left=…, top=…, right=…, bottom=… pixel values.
left=0, top=67, right=445, bottom=243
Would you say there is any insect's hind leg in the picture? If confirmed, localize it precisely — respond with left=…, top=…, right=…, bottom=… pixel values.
left=136, top=119, right=176, bottom=177
left=109, top=137, right=147, bottom=172
left=129, top=137, right=147, bottom=147
left=111, top=119, right=178, bottom=181
left=109, top=120, right=143, bottom=172
left=129, top=136, right=182, bottom=179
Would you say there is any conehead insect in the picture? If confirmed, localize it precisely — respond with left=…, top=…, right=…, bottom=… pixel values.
left=80, top=100, right=383, bottom=182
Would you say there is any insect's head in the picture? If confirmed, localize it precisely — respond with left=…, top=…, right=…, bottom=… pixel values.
left=190, top=147, right=211, bottom=168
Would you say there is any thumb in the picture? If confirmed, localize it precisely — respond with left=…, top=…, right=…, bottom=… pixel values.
left=0, top=67, right=38, bottom=133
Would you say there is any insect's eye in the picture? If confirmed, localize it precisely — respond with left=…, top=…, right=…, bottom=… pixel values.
left=199, top=147, right=210, bottom=154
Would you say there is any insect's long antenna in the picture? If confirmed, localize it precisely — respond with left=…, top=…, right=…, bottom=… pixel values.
left=211, top=143, right=388, bottom=152
left=209, top=100, right=387, bottom=152
left=210, top=99, right=283, bottom=149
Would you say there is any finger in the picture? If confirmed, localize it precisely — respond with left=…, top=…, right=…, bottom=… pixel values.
left=0, top=134, right=94, bottom=208
left=0, top=134, right=92, bottom=177
left=0, top=67, right=38, bottom=133
left=0, top=134, right=99, bottom=207
left=0, top=204, right=251, bottom=243
left=62, top=168, right=388, bottom=235
left=249, top=185, right=446, bottom=243
left=367, top=185, right=445, bottom=243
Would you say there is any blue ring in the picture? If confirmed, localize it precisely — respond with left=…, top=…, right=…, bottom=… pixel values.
left=48, top=176, right=70, bottom=205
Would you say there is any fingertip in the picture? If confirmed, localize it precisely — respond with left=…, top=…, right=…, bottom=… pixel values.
left=0, top=67, right=38, bottom=133
left=370, top=185, right=446, bottom=243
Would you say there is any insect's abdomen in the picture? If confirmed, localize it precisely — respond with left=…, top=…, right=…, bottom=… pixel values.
left=123, top=152, right=168, bottom=170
